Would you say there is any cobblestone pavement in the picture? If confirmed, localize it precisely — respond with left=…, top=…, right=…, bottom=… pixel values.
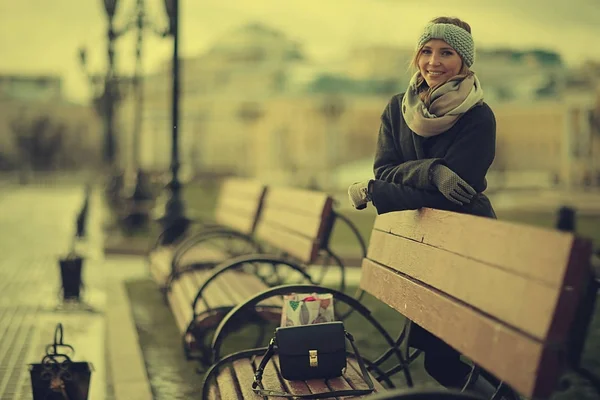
left=0, top=185, right=108, bottom=400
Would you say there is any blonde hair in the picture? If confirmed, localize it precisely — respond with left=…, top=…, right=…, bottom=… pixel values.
left=410, top=17, right=473, bottom=104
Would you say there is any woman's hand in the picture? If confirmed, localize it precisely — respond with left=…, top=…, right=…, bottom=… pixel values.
left=431, top=164, right=476, bottom=205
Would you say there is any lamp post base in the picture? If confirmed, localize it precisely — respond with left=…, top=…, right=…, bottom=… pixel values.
left=157, top=181, right=191, bottom=245
left=122, top=169, right=155, bottom=232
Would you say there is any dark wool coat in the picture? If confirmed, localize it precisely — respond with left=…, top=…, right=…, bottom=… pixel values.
left=371, top=93, right=498, bottom=385
left=370, top=93, right=497, bottom=218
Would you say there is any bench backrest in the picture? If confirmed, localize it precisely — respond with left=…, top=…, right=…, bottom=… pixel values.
left=213, top=178, right=267, bottom=235
left=359, top=208, right=592, bottom=399
left=254, top=186, right=334, bottom=264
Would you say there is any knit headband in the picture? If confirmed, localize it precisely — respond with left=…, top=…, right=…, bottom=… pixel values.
left=417, top=23, right=475, bottom=67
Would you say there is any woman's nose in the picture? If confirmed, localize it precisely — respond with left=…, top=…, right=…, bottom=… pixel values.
left=428, top=54, right=441, bottom=65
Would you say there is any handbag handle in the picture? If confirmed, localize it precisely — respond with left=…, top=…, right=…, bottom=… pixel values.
left=252, top=330, right=375, bottom=398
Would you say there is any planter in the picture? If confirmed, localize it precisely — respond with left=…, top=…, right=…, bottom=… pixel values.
left=58, top=254, right=84, bottom=301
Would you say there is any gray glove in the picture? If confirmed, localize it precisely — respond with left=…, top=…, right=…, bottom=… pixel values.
left=348, top=180, right=372, bottom=210
left=431, top=164, right=476, bottom=205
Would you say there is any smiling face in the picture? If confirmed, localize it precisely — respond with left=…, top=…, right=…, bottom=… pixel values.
left=417, top=39, right=463, bottom=88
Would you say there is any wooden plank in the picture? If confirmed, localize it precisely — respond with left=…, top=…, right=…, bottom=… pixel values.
left=192, top=269, right=227, bottom=311
left=366, top=229, right=559, bottom=341
left=372, top=209, right=577, bottom=286
left=212, top=272, right=249, bottom=306
left=148, top=261, right=170, bottom=287
left=253, top=355, right=289, bottom=399
left=231, top=358, right=264, bottom=399
left=214, top=208, right=256, bottom=234
left=148, top=246, right=175, bottom=285
left=221, top=178, right=264, bottom=198
left=177, top=245, right=229, bottom=268
left=264, top=187, right=333, bottom=217
left=360, top=259, right=564, bottom=399
left=207, top=380, right=220, bottom=400
left=255, top=223, right=318, bottom=263
left=219, top=195, right=262, bottom=215
left=167, top=282, right=189, bottom=333
left=216, top=364, right=243, bottom=399
left=346, top=358, right=386, bottom=394
left=259, top=206, right=325, bottom=239
left=272, top=357, right=314, bottom=396
left=214, top=179, right=264, bottom=220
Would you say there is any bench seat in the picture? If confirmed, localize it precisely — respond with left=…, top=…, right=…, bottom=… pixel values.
left=207, top=354, right=386, bottom=399
left=149, top=244, right=234, bottom=287
left=167, top=269, right=282, bottom=351
left=148, top=178, right=267, bottom=286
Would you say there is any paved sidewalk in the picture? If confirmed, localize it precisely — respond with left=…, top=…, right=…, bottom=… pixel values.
left=0, top=184, right=151, bottom=400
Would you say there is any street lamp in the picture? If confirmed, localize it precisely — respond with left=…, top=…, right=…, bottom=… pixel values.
left=157, top=0, right=191, bottom=244
left=101, top=0, right=119, bottom=166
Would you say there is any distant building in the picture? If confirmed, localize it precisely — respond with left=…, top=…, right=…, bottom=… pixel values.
left=0, top=74, right=63, bottom=102
left=119, top=22, right=305, bottom=175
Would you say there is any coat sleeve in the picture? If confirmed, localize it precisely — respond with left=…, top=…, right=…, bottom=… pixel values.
left=370, top=180, right=463, bottom=214
left=370, top=105, right=497, bottom=215
left=373, top=97, right=440, bottom=191
left=441, top=106, right=496, bottom=190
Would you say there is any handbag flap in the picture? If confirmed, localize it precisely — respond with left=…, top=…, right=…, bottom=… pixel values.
left=276, top=321, right=346, bottom=356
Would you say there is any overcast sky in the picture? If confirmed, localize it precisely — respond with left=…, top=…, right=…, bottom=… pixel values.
left=1, top=0, right=598, bottom=102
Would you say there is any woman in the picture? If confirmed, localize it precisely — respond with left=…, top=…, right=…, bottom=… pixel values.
left=348, top=17, right=498, bottom=390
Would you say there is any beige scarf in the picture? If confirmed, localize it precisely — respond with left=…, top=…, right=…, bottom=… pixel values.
left=401, top=71, right=484, bottom=137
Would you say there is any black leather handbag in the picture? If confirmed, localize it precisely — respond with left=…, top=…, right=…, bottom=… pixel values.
left=252, top=321, right=375, bottom=398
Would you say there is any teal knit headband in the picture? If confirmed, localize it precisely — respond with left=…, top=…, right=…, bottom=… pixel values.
left=417, top=23, right=475, bottom=67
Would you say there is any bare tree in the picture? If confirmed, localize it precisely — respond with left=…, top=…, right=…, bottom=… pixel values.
left=10, top=114, right=65, bottom=171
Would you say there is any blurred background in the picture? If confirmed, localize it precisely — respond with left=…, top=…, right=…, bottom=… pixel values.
left=1, top=2, right=600, bottom=398
left=1, top=0, right=600, bottom=223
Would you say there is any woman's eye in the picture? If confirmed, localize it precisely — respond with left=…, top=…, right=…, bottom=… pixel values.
left=421, top=49, right=431, bottom=54
left=443, top=51, right=454, bottom=56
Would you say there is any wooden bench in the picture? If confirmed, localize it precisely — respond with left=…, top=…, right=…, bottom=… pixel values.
left=166, top=186, right=342, bottom=364
left=201, top=208, right=596, bottom=399
left=148, top=178, right=267, bottom=288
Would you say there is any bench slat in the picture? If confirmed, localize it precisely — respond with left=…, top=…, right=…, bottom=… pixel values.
left=207, top=381, right=221, bottom=400
left=177, top=245, right=230, bottom=268
left=272, top=358, right=314, bottom=396
left=213, top=179, right=265, bottom=234
left=217, top=364, right=244, bottom=399
left=214, top=208, right=256, bottom=235
left=192, top=270, right=228, bottom=311
left=360, top=258, right=561, bottom=398
left=372, top=208, right=575, bottom=286
left=253, top=355, right=290, bottom=398
left=347, top=358, right=386, bottom=393
left=254, top=188, right=333, bottom=264
left=259, top=207, right=325, bottom=239
left=367, top=229, right=558, bottom=341
left=148, top=246, right=175, bottom=285
left=256, top=223, right=320, bottom=264
left=264, top=187, right=332, bottom=217
left=231, top=359, right=263, bottom=399
left=219, top=178, right=265, bottom=199
left=218, top=195, right=262, bottom=215
left=167, top=281, right=191, bottom=332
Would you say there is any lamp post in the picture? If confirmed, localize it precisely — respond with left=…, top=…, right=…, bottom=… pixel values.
left=158, top=0, right=190, bottom=244
left=102, top=0, right=118, bottom=167
left=77, top=0, right=124, bottom=205
left=125, top=0, right=154, bottom=231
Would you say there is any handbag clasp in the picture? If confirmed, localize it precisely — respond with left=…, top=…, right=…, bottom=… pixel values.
left=309, top=350, right=318, bottom=367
